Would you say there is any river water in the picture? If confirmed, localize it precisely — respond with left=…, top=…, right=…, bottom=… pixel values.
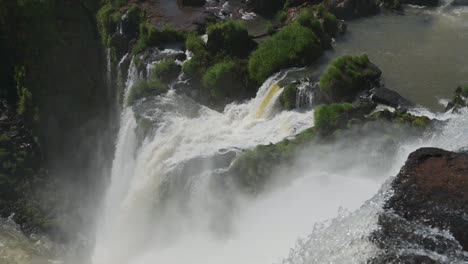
left=2, top=3, right=468, bottom=264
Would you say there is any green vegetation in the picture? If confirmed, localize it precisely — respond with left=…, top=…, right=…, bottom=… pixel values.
left=368, top=110, right=431, bottom=128
left=206, top=20, right=255, bottom=58
left=203, top=59, right=237, bottom=97
left=276, top=10, right=288, bottom=24
left=248, top=23, right=322, bottom=83
left=280, top=84, right=297, bottom=110
left=128, top=60, right=181, bottom=105
left=314, top=103, right=354, bottom=132
left=96, top=3, right=122, bottom=46
left=319, top=55, right=381, bottom=102
left=152, top=59, right=181, bottom=84
left=229, top=127, right=317, bottom=193
left=133, top=23, right=185, bottom=54
left=127, top=78, right=168, bottom=105
left=202, top=59, right=251, bottom=99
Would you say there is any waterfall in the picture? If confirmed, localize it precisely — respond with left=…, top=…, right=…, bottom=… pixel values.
left=92, top=63, right=315, bottom=264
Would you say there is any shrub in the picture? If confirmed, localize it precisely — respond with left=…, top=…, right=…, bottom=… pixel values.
left=248, top=23, right=323, bottom=84
left=322, top=12, right=339, bottom=37
left=152, top=59, right=181, bottom=83
left=203, top=59, right=249, bottom=98
left=133, top=23, right=185, bottom=54
left=185, top=33, right=206, bottom=54
left=314, top=103, right=353, bottom=132
left=182, top=54, right=208, bottom=78
left=96, top=3, right=121, bottom=46
left=276, top=10, right=288, bottom=23
left=206, top=20, right=255, bottom=58
left=127, top=78, right=168, bottom=105
left=280, top=84, right=297, bottom=110
left=319, top=54, right=381, bottom=102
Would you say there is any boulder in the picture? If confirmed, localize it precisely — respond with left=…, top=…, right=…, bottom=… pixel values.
left=325, top=0, right=380, bottom=19
left=372, top=148, right=468, bottom=262
left=369, top=87, right=414, bottom=109
left=445, top=86, right=468, bottom=112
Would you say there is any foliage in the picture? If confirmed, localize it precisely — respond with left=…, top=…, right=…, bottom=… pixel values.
left=202, top=59, right=251, bottom=99
left=127, top=78, right=168, bottom=105
left=280, top=84, right=297, bottom=110
left=206, top=20, right=255, bottom=58
left=319, top=54, right=381, bottom=102
left=96, top=3, right=121, bottom=46
left=314, top=103, right=354, bottom=132
left=248, top=23, right=322, bottom=84
left=185, top=33, right=206, bottom=55
left=229, top=127, right=317, bottom=193
left=276, top=10, right=288, bottom=23
left=133, top=23, right=185, bottom=54
left=152, top=59, right=181, bottom=84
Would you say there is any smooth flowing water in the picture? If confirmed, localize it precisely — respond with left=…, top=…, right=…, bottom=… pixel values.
left=332, top=6, right=468, bottom=111
left=3, top=4, right=468, bottom=264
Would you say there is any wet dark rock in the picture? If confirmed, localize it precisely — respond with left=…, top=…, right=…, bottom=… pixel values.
left=402, top=0, right=439, bottom=6
left=179, top=0, right=206, bottom=7
left=325, top=0, right=380, bottom=19
left=372, top=148, right=468, bottom=263
left=369, top=87, right=414, bottom=108
left=451, top=0, right=468, bottom=5
left=175, top=52, right=187, bottom=62
left=445, top=86, right=468, bottom=112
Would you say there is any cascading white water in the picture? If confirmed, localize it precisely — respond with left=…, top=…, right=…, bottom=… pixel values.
left=91, top=46, right=468, bottom=264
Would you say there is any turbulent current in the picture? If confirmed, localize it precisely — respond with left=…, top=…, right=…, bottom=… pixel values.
left=2, top=4, right=468, bottom=264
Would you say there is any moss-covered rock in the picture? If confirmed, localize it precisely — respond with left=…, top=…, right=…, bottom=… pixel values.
left=319, top=54, right=382, bottom=102
left=280, top=84, right=298, bottom=110
left=314, top=103, right=354, bottom=132
left=248, top=23, right=323, bottom=84
left=445, top=86, right=468, bottom=112
left=127, top=78, right=168, bottom=105
left=152, top=59, right=181, bottom=84
left=202, top=59, right=252, bottom=99
left=228, top=127, right=317, bottom=193
left=133, top=23, right=185, bottom=54
left=206, top=20, right=256, bottom=58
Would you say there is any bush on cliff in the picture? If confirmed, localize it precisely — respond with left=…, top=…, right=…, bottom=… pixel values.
left=203, top=59, right=251, bottom=99
left=206, top=20, right=256, bottom=58
left=152, top=59, right=181, bottom=84
left=133, top=23, right=185, bottom=54
left=319, top=54, right=381, bottom=102
left=97, top=3, right=122, bottom=46
left=229, top=128, right=317, bottom=193
left=248, top=23, right=323, bottom=84
left=127, top=78, right=168, bottom=105
left=183, top=33, right=209, bottom=78
left=314, top=103, right=354, bottom=132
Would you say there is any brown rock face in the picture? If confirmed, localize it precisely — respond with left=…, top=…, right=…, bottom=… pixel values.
left=371, top=148, right=468, bottom=263
left=386, top=148, right=468, bottom=250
